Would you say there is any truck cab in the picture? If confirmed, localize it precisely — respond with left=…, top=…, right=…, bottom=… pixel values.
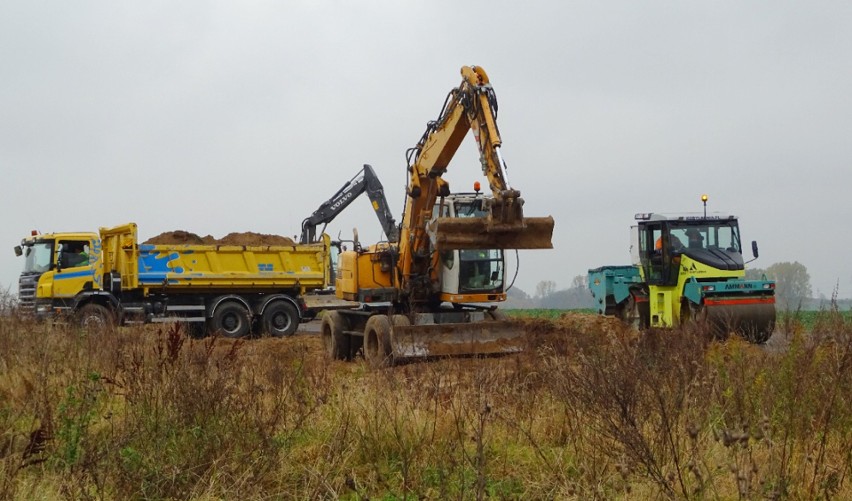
left=15, top=231, right=102, bottom=318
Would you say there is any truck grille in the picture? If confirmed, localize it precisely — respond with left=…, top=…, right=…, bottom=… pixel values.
left=18, top=273, right=40, bottom=314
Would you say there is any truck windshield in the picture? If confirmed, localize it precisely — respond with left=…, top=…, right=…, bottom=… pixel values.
left=22, top=241, right=54, bottom=273
left=669, top=220, right=741, bottom=253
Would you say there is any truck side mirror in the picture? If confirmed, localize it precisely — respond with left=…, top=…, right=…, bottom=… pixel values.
left=751, top=240, right=759, bottom=259
left=14, top=245, right=22, bottom=257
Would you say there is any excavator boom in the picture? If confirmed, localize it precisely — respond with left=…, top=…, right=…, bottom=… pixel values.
left=301, top=164, right=398, bottom=244
left=401, top=66, right=553, bottom=283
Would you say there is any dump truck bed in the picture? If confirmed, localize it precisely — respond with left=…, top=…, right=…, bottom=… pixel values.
left=100, top=223, right=328, bottom=294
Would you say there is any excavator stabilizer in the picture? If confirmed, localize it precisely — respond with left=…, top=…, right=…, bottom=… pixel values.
left=702, top=298, right=776, bottom=344
left=391, top=319, right=525, bottom=360
left=431, top=215, right=554, bottom=250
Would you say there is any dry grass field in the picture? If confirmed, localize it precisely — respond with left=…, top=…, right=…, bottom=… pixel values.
left=1, top=309, right=850, bottom=500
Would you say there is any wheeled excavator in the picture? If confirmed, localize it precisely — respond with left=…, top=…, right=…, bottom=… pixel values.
left=322, top=65, right=555, bottom=366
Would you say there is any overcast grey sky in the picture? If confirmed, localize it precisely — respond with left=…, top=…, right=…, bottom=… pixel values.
left=2, top=1, right=851, bottom=300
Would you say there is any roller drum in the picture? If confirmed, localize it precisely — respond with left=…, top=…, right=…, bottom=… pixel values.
left=702, top=298, right=776, bottom=343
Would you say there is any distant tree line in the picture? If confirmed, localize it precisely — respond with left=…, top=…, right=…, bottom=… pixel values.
left=505, top=275, right=595, bottom=310
left=746, top=261, right=813, bottom=310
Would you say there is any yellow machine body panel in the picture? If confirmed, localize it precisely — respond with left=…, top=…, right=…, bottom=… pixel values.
left=335, top=246, right=394, bottom=302
left=99, top=224, right=329, bottom=294
left=642, top=255, right=745, bottom=326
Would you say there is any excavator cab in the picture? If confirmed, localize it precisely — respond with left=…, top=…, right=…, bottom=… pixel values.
left=428, top=191, right=554, bottom=251
left=435, top=194, right=506, bottom=299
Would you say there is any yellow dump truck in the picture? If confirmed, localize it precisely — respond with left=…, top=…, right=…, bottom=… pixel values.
left=14, top=222, right=332, bottom=337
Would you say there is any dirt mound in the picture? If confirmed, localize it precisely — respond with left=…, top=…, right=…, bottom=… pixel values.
left=144, top=231, right=216, bottom=245
left=217, top=232, right=295, bottom=246
left=518, top=312, right=635, bottom=356
left=143, top=230, right=294, bottom=246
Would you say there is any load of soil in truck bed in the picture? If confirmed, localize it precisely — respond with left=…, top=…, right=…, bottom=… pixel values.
left=144, top=230, right=295, bottom=246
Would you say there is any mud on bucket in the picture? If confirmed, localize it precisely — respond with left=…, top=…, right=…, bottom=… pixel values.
left=429, top=215, right=555, bottom=251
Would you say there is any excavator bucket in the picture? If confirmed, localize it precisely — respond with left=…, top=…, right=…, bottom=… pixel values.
left=390, top=318, right=526, bottom=360
left=429, top=191, right=554, bottom=250
left=432, top=215, right=554, bottom=250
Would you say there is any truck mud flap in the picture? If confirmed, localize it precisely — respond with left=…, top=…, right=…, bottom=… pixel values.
left=390, top=320, right=525, bottom=360
left=703, top=298, right=776, bottom=344
left=431, top=216, right=554, bottom=250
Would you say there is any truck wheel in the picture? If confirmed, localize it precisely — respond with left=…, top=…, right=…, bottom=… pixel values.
left=263, top=301, right=299, bottom=337
left=364, top=315, right=393, bottom=368
left=211, top=301, right=251, bottom=338
left=77, top=303, right=114, bottom=332
left=321, top=311, right=350, bottom=360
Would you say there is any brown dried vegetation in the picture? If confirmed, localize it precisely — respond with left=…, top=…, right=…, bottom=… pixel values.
left=1, top=303, right=851, bottom=499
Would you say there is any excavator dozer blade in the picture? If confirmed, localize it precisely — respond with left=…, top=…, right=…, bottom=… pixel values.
left=390, top=320, right=525, bottom=361
left=431, top=215, right=555, bottom=250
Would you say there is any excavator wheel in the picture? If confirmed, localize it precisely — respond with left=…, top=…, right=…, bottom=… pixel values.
left=391, top=314, right=412, bottom=328
left=364, top=315, right=394, bottom=368
left=322, top=311, right=351, bottom=361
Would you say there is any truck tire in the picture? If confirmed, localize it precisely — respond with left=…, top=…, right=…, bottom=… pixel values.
left=263, top=301, right=299, bottom=337
left=322, top=311, right=350, bottom=360
left=77, top=303, right=114, bottom=332
left=364, top=315, right=393, bottom=368
left=210, top=301, right=251, bottom=338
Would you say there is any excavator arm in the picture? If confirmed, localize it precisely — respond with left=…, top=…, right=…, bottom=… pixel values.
left=398, top=66, right=554, bottom=294
left=300, top=164, right=399, bottom=244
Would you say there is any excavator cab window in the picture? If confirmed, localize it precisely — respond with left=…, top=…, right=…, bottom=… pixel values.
left=458, top=248, right=503, bottom=293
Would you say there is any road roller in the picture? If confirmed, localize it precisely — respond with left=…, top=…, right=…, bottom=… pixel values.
left=588, top=196, right=776, bottom=343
